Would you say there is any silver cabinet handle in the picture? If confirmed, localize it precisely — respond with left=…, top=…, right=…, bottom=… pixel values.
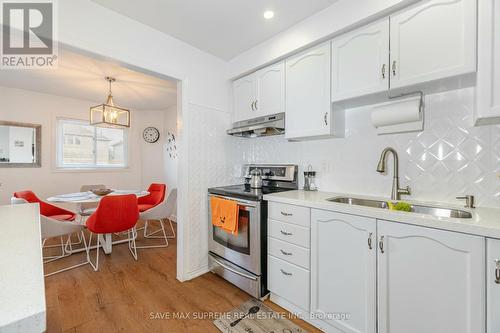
left=255, top=100, right=258, bottom=110
left=392, top=60, right=397, bottom=76
left=379, top=236, right=385, bottom=253
left=324, top=112, right=328, bottom=126
left=280, top=269, right=292, bottom=276
left=280, top=249, right=292, bottom=256
left=280, top=211, right=292, bottom=216
left=251, top=101, right=256, bottom=111
left=382, top=64, right=386, bottom=79
left=280, top=230, right=293, bottom=236
left=368, top=232, right=373, bottom=250
left=495, top=259, right=500, bottom=284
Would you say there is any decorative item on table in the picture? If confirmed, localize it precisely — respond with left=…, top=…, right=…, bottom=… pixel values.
left=303, top=165, right=317, bottom=191
left=91, top=188, right=113, bottom=196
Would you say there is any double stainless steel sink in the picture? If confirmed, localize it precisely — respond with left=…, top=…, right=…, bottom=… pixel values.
left=327, top=197, right=472, bottom=219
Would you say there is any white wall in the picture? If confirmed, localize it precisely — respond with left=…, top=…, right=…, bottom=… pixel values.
left=139, top=110, right=167, bottom=189
left=228, top=0, right=419, bottom=77
left=0, top=86, right=165, bottom=206
left=138, top=105, right=179, bottom=201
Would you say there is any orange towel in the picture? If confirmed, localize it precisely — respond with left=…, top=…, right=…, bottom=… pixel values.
left=210, top=196, right=239, bottom=236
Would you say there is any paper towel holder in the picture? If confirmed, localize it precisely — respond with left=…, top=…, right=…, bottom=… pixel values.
left=371, top=90, right=425, bottom=135
left=389, top=91, right=424, bottom=114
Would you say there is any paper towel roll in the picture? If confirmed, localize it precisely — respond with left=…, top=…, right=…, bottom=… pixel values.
left=371, top=96, right=421, bottom=128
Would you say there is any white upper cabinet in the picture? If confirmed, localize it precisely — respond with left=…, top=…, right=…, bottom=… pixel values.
left=487, top=239, right=500, bottom=333
left=389, top=0, right=476, bottom=90
left=232, top=62, right=285, bottom=123
left=331, top=19, right=390, bottom=102
left=475, top=0, right=500, bottom=125
left=311, top=210, right=376, bottom=333
left=378, top=220, right=485, bottom=333
left=286, top=43, right=343, bottom=140
left=232, top=76, right=256, bottom=123
left=255, top=62, right=285, bottom=118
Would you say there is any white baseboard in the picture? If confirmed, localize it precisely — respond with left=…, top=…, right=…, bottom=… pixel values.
left=184, top=264, right=209, bottom=280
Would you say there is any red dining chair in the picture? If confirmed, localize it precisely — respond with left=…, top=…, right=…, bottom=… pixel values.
left=137, top=183, right=167, bottom=212
left=86, top=194, right=139, bottom=271
left=13, top=190, right=79, bottom=259
left=13, top=190, right=76, bottom=221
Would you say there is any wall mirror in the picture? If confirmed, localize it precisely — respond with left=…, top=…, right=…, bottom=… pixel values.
left=0, top=121, right=41, bottom=168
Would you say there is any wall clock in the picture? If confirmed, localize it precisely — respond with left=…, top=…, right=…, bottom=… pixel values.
left=143, top=127, right=160, bottom=143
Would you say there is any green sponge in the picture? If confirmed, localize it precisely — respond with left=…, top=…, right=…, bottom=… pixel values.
left=387, top=201, right=412, bottom=212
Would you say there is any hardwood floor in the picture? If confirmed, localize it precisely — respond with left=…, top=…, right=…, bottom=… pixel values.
left=44, top=221, right=321, bottom=333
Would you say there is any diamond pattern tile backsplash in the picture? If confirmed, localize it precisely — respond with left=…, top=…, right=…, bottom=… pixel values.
left=231, top=87, right=500, bottom=208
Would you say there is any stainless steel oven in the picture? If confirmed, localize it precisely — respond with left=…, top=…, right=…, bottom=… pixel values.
left=208, top=164, right=298, bottom=298
left=208, top=194, right=264, bottom=297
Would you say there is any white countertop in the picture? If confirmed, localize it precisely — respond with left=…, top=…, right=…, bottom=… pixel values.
left=264, top=190, right=500, bottom=239
left=0, top=204, right=46, bottom=333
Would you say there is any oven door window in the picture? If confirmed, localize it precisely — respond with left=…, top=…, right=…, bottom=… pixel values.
left=213, top=207, right=250, bottom=255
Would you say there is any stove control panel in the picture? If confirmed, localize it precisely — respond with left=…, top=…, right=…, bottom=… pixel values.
left=243, top=164, right=297, bottom=182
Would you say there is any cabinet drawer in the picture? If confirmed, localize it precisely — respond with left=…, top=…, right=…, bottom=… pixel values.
left=268, top=219, right=310, bottom=248
left=268, top=237, right=310, bottom=269
left=269, top=202, right=310, bottom=227
left=268, top=255, right=310, bottom=311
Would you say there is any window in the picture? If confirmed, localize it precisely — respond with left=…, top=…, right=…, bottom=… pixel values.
left=56, top=118, right=128, bottom=169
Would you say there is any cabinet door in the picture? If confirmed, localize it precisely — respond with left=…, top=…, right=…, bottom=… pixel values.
left=232, top=75, right=256, bottom=122
left=487, top=239, right=500, bottom=333
left=331, top=19, right=389, bottom=102
left=285, top=43, right=332, bottom=140
left=311, top=210, right=376, bottom=333
left=389, top=0, right=476, bottom=89
left=378, top=220, right=485, bottom=333
left=255, top=61, right=285, bottom=117
left=475, top=0, right=500, bottom=125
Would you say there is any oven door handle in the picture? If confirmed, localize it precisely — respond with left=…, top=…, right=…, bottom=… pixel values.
left=209, top=194, right=257, bottom=209
left=210, top=254, right=258, bottom=281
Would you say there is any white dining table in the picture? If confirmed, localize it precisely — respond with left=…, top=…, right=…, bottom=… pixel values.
left=47, top=189, right=149, bottom=254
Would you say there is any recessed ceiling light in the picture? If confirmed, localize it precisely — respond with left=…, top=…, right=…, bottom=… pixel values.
left=263, top=10, right=274, bottom=20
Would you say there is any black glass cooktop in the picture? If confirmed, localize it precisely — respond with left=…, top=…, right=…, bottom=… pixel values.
left=208, top=184, right=294, bottom=201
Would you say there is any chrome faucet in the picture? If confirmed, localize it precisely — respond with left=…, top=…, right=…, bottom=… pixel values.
left=376, top=147, right=411, bottom=200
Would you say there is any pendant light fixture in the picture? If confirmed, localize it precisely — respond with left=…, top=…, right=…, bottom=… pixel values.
left=90, top=76, right=130, bottom=128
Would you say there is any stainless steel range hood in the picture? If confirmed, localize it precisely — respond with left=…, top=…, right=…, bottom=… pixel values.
left=227, top=113, right=285, bottom=138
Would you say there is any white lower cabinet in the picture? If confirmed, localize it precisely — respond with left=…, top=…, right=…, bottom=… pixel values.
left=305, top=209, right=486, bottom=333
left=378, top=220, right=485, bottom=333
left=487, top=239, right=500, bottom=333
left=268, top=256, right=310, bottom=311
left=310, top=210, right=376, bottom=333
left=267, top=202, right=311, bottom=313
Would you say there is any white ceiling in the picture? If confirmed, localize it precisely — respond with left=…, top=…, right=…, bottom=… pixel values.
left=0, top=49, right=177, bottom=110
left=91, top=0, right=339, bottom=60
